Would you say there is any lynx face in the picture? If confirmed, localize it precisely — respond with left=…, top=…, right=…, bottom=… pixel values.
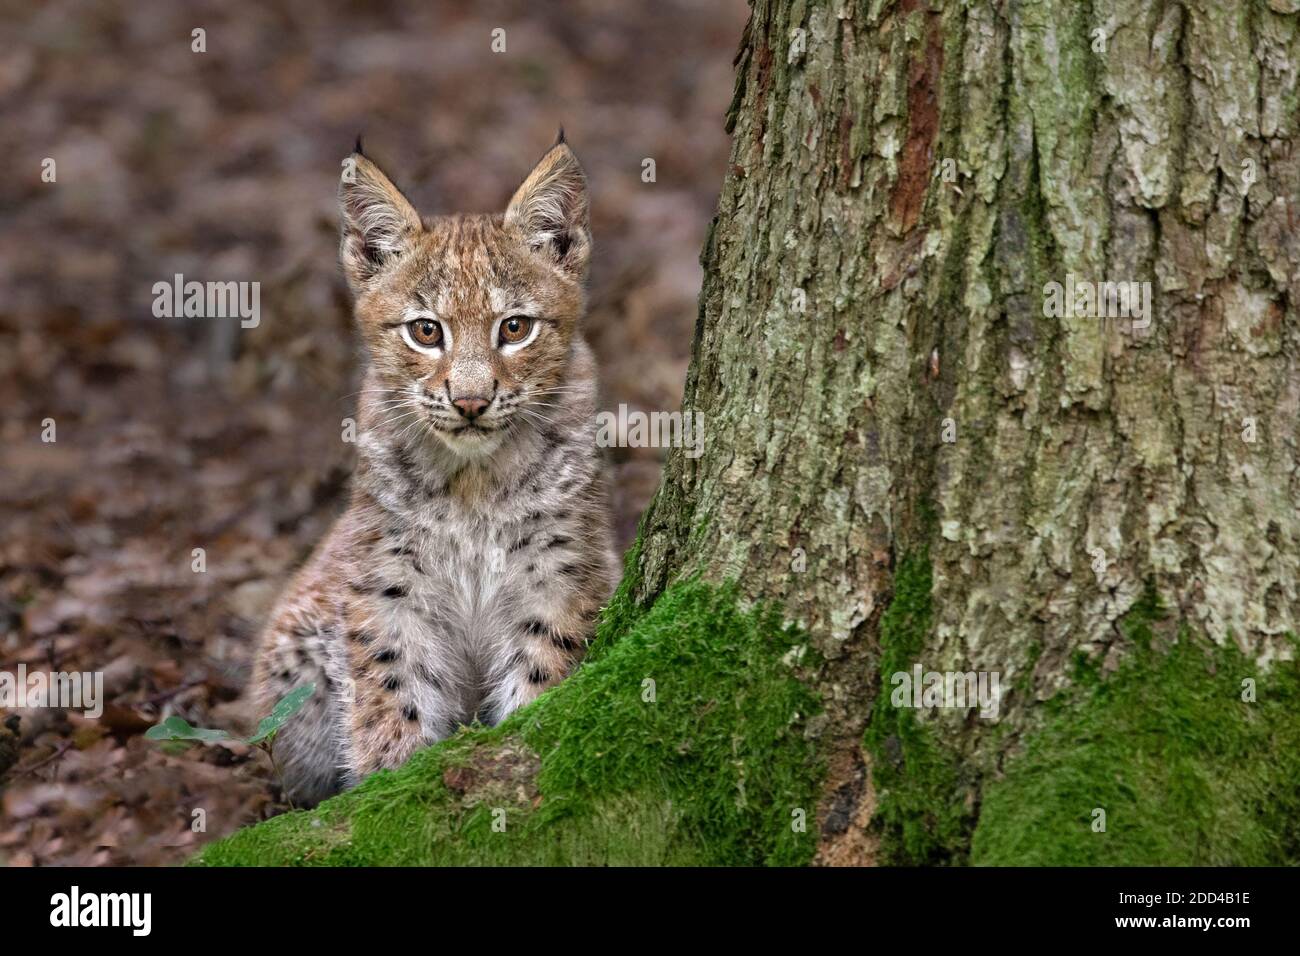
left=340, top=139, right=591, bottom=459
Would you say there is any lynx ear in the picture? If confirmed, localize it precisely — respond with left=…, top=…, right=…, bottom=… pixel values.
left=504, top=139, right=590, bottom=278
left=339, top=148, right=422, bottom=291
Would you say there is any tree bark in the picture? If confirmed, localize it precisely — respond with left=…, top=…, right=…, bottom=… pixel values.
left=635, top=0, right=1300, bottom=863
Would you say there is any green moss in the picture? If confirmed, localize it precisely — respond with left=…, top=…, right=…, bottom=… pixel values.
left=582, top=536, right=642, bottom=662
left=863, top=551, right=975, bottom=865
left=196, top=580, right=823, bottom=866
left=973, top=591, right=1300, bottom=865
left=863, top=571, right=1300, bottom=867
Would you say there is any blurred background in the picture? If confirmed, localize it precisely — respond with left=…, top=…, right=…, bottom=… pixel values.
left=0, top=0, right=749, bottom=865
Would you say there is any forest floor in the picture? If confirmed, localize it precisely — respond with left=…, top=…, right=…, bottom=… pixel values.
left=0, top=0, right=747, bottom=866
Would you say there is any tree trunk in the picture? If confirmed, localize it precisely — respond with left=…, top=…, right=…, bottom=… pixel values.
left=637, top=0, right=1300, bottom=864
left=203, top=0, right=1300, bottom=866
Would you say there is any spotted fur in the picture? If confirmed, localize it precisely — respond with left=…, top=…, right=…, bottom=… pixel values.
left=251, top=139, right=617, bottom=805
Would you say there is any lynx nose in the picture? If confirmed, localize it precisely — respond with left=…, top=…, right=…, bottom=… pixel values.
left=452, top=396, right=491, bottom=420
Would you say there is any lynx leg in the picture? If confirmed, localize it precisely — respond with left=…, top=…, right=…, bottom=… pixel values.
left=478, top=613, right=591, bottom=727
left=253, top=617, right=347, bottom=807
left=341, top=607, right=467, bottom=784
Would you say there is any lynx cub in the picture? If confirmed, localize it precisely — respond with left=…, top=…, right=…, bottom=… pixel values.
left=252, top=136, right=617, bottom=805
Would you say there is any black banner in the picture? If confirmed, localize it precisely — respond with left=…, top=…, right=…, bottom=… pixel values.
left=0, top=866, right=1279, bottom=943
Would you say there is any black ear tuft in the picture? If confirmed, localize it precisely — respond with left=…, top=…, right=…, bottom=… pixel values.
left=354, top=134, right=366, bottom=156
left=555, top=126, right=566, bottom=147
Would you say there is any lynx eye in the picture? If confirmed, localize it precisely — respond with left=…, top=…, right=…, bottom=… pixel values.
left=406, top=318, right=443, bottom=348
left=499, top=316, right=532, bottom=346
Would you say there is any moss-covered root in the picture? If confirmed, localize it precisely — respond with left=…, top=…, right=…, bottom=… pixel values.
left=864, top=563, right=1300, bottom=866
left=196, top=582, right=824, bottom=866
left=863, top=551, right=976, bottom=865
left=974, top=598, right=1300, bottom=866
